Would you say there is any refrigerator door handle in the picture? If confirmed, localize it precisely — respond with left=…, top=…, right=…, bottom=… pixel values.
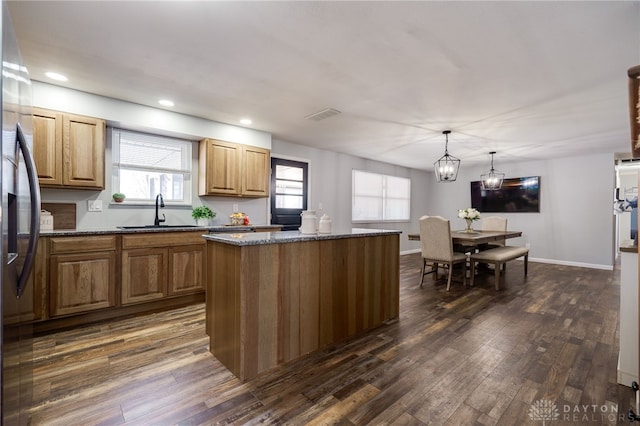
left=15, top=122, right=41, bottom=297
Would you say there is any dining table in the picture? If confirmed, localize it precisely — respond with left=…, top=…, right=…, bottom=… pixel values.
left=408, top=229, right=523, bottom=247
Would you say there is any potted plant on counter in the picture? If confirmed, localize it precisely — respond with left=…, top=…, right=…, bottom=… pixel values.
left=192, top=205, right=215, bottom=226
left=112, top=192, right=126, bottom=203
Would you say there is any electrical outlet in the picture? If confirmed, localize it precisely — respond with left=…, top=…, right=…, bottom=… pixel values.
left=233, top=204, right=239, bottom=213
left=88, top=200, right=102, bottom=212
left=525, top=243, right=530, bottom=249
left=318, top=202, right=323, bottom=210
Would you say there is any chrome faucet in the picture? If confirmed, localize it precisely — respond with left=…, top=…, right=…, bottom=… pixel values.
left=154, top=193, right=166, bottom=226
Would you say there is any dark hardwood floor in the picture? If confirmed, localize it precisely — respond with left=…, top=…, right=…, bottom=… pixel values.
left=23, top=254, right=633, bottom=425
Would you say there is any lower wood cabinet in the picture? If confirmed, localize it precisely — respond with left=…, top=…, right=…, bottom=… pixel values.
left=49, top=235, right=117, bottom=317
left=4, top=231, right=206, bottom=328
left=121, top=232, right=205, bottom=305
left=169, top=244, right=204, bottom=296
left=121, top=248, right=167, bottom=304
left=3, top=239, right=47, bottom=325
left=50, top=251, right=117, bottom=316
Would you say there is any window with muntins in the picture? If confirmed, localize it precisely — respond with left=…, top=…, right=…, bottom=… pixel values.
left=352, top=170, right=411, bottom=222
left=112, top=128, right=192, bottom=204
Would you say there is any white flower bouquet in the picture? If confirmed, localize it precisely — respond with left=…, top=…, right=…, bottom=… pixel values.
left=458, top=208, right=480, bottom=232
left=458, top=208, right=481, bottom=221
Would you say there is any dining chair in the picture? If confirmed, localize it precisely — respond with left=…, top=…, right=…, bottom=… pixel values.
left=418, top=215, right=468, bottom=291
left=481, top=216, right=507, bottom=249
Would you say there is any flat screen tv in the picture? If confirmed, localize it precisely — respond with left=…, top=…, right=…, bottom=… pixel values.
left=470, top=176, right=540, bottom=213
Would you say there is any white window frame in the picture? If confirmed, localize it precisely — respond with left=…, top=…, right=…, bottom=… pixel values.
left=352, top=169, right=411, bottom=223
left=111, top=128, right=193, bottom=206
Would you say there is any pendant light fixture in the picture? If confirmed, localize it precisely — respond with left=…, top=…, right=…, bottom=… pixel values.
left=434, top=130, right=460, bottom=182
left=480, top=151, right=505, bottom=190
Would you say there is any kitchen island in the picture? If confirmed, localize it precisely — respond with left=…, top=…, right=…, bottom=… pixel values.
left=203, top=228, right=401, bottom=381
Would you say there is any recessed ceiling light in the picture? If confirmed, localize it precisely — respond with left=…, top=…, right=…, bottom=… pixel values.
left=240, top=118, right=252, bottom=125
left=45, top=71, right=68, bottom=82
left=158, top=99, right=174, bottom=107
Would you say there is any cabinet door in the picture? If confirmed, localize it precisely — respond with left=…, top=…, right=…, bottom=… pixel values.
left=121, top=248, right=167, bottom=304
left=62, top=113, right=105, bottom=189
left=199, top=139, right=241, bottom=195
left=241, top=146, right=270, bottom=196
left=168, top=244, right=204, bottom=296
left=50, top=251, right=116, bottom=317
left=33, top=108, right=63, bottom=186
left=3, top=238, right=47, bottom=324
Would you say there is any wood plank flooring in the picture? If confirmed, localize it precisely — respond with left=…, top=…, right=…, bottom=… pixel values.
left=22, top=254, right=634, bottom=425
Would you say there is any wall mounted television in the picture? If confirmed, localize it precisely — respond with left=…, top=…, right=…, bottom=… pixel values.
left=470, top=176, right=540, bottom=213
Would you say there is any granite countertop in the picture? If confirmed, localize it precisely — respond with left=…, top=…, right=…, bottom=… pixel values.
left=40, top=224, right=283, bottom=237
left=620, top=240, right=638, bottom=253
left=202, top=228, right=402, bottom=246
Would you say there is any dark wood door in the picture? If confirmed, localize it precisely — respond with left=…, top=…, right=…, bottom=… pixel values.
left=270, top=158, right=308, bottom=231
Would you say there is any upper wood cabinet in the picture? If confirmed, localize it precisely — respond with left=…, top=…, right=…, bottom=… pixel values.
left=198, top=138, right=270, bottom=197
left=33, top=107, right=106, bottom=190
left=242, top=145, right=270, bottom=197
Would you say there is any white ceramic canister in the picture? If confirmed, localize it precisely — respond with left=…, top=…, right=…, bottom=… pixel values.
left=40, top=210, right=54, bottom=231
left=318, top=214, right=332, bottom=233
left=300, top=210, right=317, bottom=234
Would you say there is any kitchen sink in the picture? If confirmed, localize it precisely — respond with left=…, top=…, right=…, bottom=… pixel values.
left=117, top=225, right=199, bottom=229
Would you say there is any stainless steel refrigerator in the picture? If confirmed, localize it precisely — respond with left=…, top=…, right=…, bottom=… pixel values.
left=0, top=1, right=41, bottom=424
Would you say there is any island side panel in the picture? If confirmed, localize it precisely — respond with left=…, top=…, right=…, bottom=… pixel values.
left=241, top=244, right=279, bottom=380
left=297, top=241, right=321, bottom=356
left=319, top=234, right=400, bottom=349
left=207, top=241, right=242, bottom=376
left=278, top=241, right=320, bottom=362
left=240, top=241, right=321, bottom=380
left=373, top=234, right=400, bottom=324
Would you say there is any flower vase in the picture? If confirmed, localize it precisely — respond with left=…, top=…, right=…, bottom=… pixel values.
left=465, top=219, right=474, bottom=233
left=196, top=218, right=209, bottom=227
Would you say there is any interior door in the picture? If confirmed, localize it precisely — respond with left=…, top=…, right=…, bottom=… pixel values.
left=270, top=158, right=308, bottom=231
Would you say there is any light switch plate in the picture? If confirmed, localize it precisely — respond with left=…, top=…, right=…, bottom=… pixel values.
left=233, top=204, right=239, bottom=213
left=88, top=200, right=102, bottom=212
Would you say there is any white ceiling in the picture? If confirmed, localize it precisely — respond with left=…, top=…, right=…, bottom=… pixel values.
left=7, top=1, right=640, bottom=171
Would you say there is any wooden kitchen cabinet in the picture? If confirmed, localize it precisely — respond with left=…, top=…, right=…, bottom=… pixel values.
left=169, top=244, right=205, bottom=296
left=198, top=138, right=270, bottom=197
left=33, top=107, right=106, bottom=190
left=3, top=238, right=47, bottom=325
left=241, top=145, right=270, bottom=196
left=121, top=248, right=167, bottom=304
left=121, top=232, right=204, bottom=305
left=8, top=230, right=206, bottom=331
left=49, top=235, right=117, bottom=317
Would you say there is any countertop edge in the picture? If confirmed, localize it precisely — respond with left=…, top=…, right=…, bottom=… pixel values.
left=202, top=228, right=402, bottom=246
left=40, top=225, right=283, bottom=236
left=620, top=244, right=638, bottom=254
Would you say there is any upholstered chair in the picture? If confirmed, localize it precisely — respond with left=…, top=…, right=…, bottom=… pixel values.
left=418, top=215, right=468, bottom=291
left=481, top=216, right=507, bottom=249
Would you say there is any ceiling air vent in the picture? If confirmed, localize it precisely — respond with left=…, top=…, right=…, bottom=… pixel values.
left=305, top=108, right=341, bottom=121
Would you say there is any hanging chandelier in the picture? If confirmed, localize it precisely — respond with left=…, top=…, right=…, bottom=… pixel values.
left=434, top=130, right=460, bottom=182
left=480, top=151, right=505, bottom=190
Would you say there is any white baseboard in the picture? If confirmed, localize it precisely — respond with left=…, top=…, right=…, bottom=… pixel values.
left=528, top=257, right=613, bottom=271
left=401, top=248, right=421, bottom=256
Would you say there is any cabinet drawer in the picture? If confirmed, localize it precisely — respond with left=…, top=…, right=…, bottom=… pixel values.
left=50, top=235, right=117, bottom=254
left=122, top=231, right=205, bottom=249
